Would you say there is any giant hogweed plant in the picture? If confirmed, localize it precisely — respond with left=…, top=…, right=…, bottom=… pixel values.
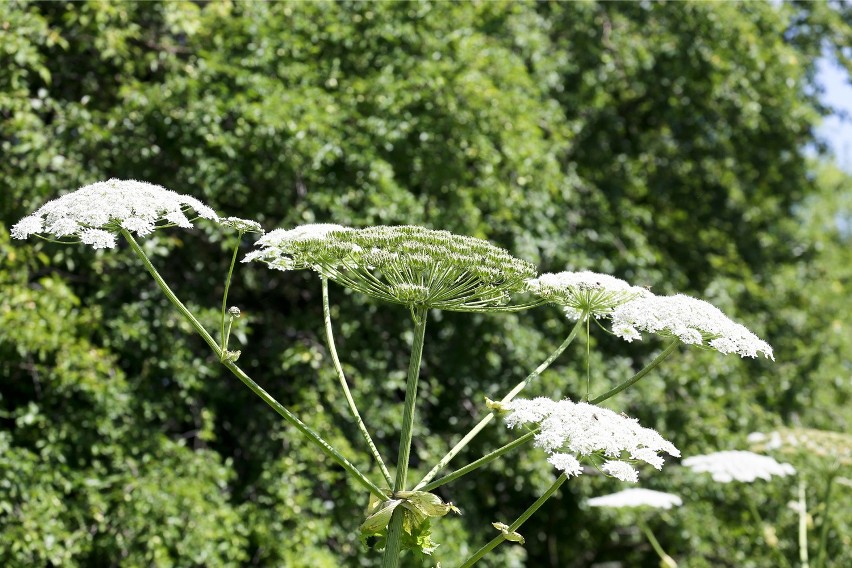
left=12, top=180, right=775, bottom=566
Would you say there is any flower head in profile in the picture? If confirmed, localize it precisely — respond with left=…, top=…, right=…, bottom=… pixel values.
left=11, top=179, right=219, bottom=249
left=609, top=293, right=774, bottom=360
left=682, top=450, right=795, bottom=483
left=505, top=398, right=680, bottom=482
left=245, top=224, right=537, bottom=312
left=587, top=488, right=683, bottom=510
left=749, top=428, right=852, bottom=467
left=527, top=271, right=649, bottom=319
left=219, top=217, right=264, bottom=234
left=242, top=224, right=352, bottom=271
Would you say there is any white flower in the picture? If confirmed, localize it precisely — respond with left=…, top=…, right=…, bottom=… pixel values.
left=219, top=217, right=264, bottom=234
left=80, top=228, right=116, bottom=249
left=505, top=398, right=680, bottom=481
left=682, top=451, right=795, bottom=483
left=588, top=488, right=683, bottom=510
left=609, top=294, right=774, bottom=360
left=527, top=271, right=649, bottom=319
left=602, top=461, right=640, bottom=482
left=11, top=179, right=219, bottom=249
left=10, top=216, right=43, bottom=239
left=547, top=454, right=583, bottom=477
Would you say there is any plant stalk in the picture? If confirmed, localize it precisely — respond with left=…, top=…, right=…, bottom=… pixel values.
left=220, top=232, right=242, bottom=352
left=638, top=518, right=677, bottom=568
left=381, top=307, right=428, bottom=568
left=322, top=277, right=394, bottom=487
left=815, top=473, right=836, bottom=568
left=458, top=472, right=568, bottom=568
left=799, top=479, right=810, bottom=568
left=122, top=230, right=386, bottom=500
left=419, top=429, right=538, bottom=492
left=589, top=340, right=679, bottom=404
left=416, top=317, right=585, bottom=489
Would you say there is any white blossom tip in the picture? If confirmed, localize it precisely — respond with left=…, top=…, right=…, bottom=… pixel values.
left=11, top=179, right=219, bottom=249
left=609, top=293, right=774, bottom=359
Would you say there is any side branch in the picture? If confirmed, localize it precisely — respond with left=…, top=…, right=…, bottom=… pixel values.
left=122, top=230, right=386, bottom=500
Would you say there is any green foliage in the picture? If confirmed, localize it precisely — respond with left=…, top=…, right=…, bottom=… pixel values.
left=1, top=0, right=850, bottom=566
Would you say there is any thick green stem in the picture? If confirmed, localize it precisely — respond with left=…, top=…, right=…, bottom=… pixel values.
left=638, top=518, right=677, bottom=568
left=799, top=479, right=810, bottom=568
left=416, top=317, right=585, bottom=489
left=419, top=429, right=538, bottom=492
left=122, top=231, right=386, bottom=500
left=459, top=472, right=568, bottom=568
left=382, top=307, right=428, bottom=568
left=815, top=473, right=836, bottom=568
left=590, top=340, right=679, bottom=404
left=322, top=277, right=394, bottom=487
left=220, top=233, right=242, bottom=352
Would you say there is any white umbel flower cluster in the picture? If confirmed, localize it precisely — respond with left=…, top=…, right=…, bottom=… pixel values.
left=588, top=488, right=683, bottom=510
left=505, top=398, right=680, bottom=482
left=527, top=271, right=649, bottom=319
left=682, top=450, right=795, bottom=483
left=11, top=179, right=219, bottom=249
left=609, top=293, right=774, bottom=360
left=242, top=224, right=350, bottom=270
left=219, top=217, right=264, bottom=234
left=245, top=224, right=537, bottom=312
left=749, top=428, right=852, bottom=467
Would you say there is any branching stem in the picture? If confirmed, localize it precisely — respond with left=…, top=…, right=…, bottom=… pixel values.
left=122, top=230, right=386, bottom=500
left=416, top=316, right=585, bottom=489
left=458, top=472, right=568, bottom=568
left=322, top=277, right=394, bottom=487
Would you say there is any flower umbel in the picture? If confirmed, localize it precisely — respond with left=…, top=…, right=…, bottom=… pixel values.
left=219, top=217, right=264, bottom=234
left=749, top=428, right=852, bottom=467
left=11, top=179, right=219, bottom=249
left=682, top=450, right=795, bottom=483
left=246, top=224, right=537, bottom=312
left=587, top=488, right=683, bottom=510
left=527, top=271, right=649, bottom=319
left=609, top=293, right=774, bottom=360
left=505, top=398, right=680, bottom=482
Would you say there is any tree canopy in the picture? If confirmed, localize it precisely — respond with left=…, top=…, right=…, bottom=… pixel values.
left=1, top=1, right=850, bottom=566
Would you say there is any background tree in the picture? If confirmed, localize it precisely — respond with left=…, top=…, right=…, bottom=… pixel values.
left=1, top=1, right=849, bottom=566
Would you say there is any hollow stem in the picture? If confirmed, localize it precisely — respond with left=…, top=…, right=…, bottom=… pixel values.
left=322, top=277, right=394, bottom=487
left=590, top=340, right=679, bottom=404
left=416, top=317, right=585, bottom=489
left=381, top=307, right=428, bottom=568
left=458, top=472, right=568, bottom=568
left=122, top=230, right=386, bottom=500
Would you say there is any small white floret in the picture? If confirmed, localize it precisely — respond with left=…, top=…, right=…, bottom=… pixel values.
left=602, top=461, right=639, bottom=482
left=80, top=228, right=117, bottom=249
